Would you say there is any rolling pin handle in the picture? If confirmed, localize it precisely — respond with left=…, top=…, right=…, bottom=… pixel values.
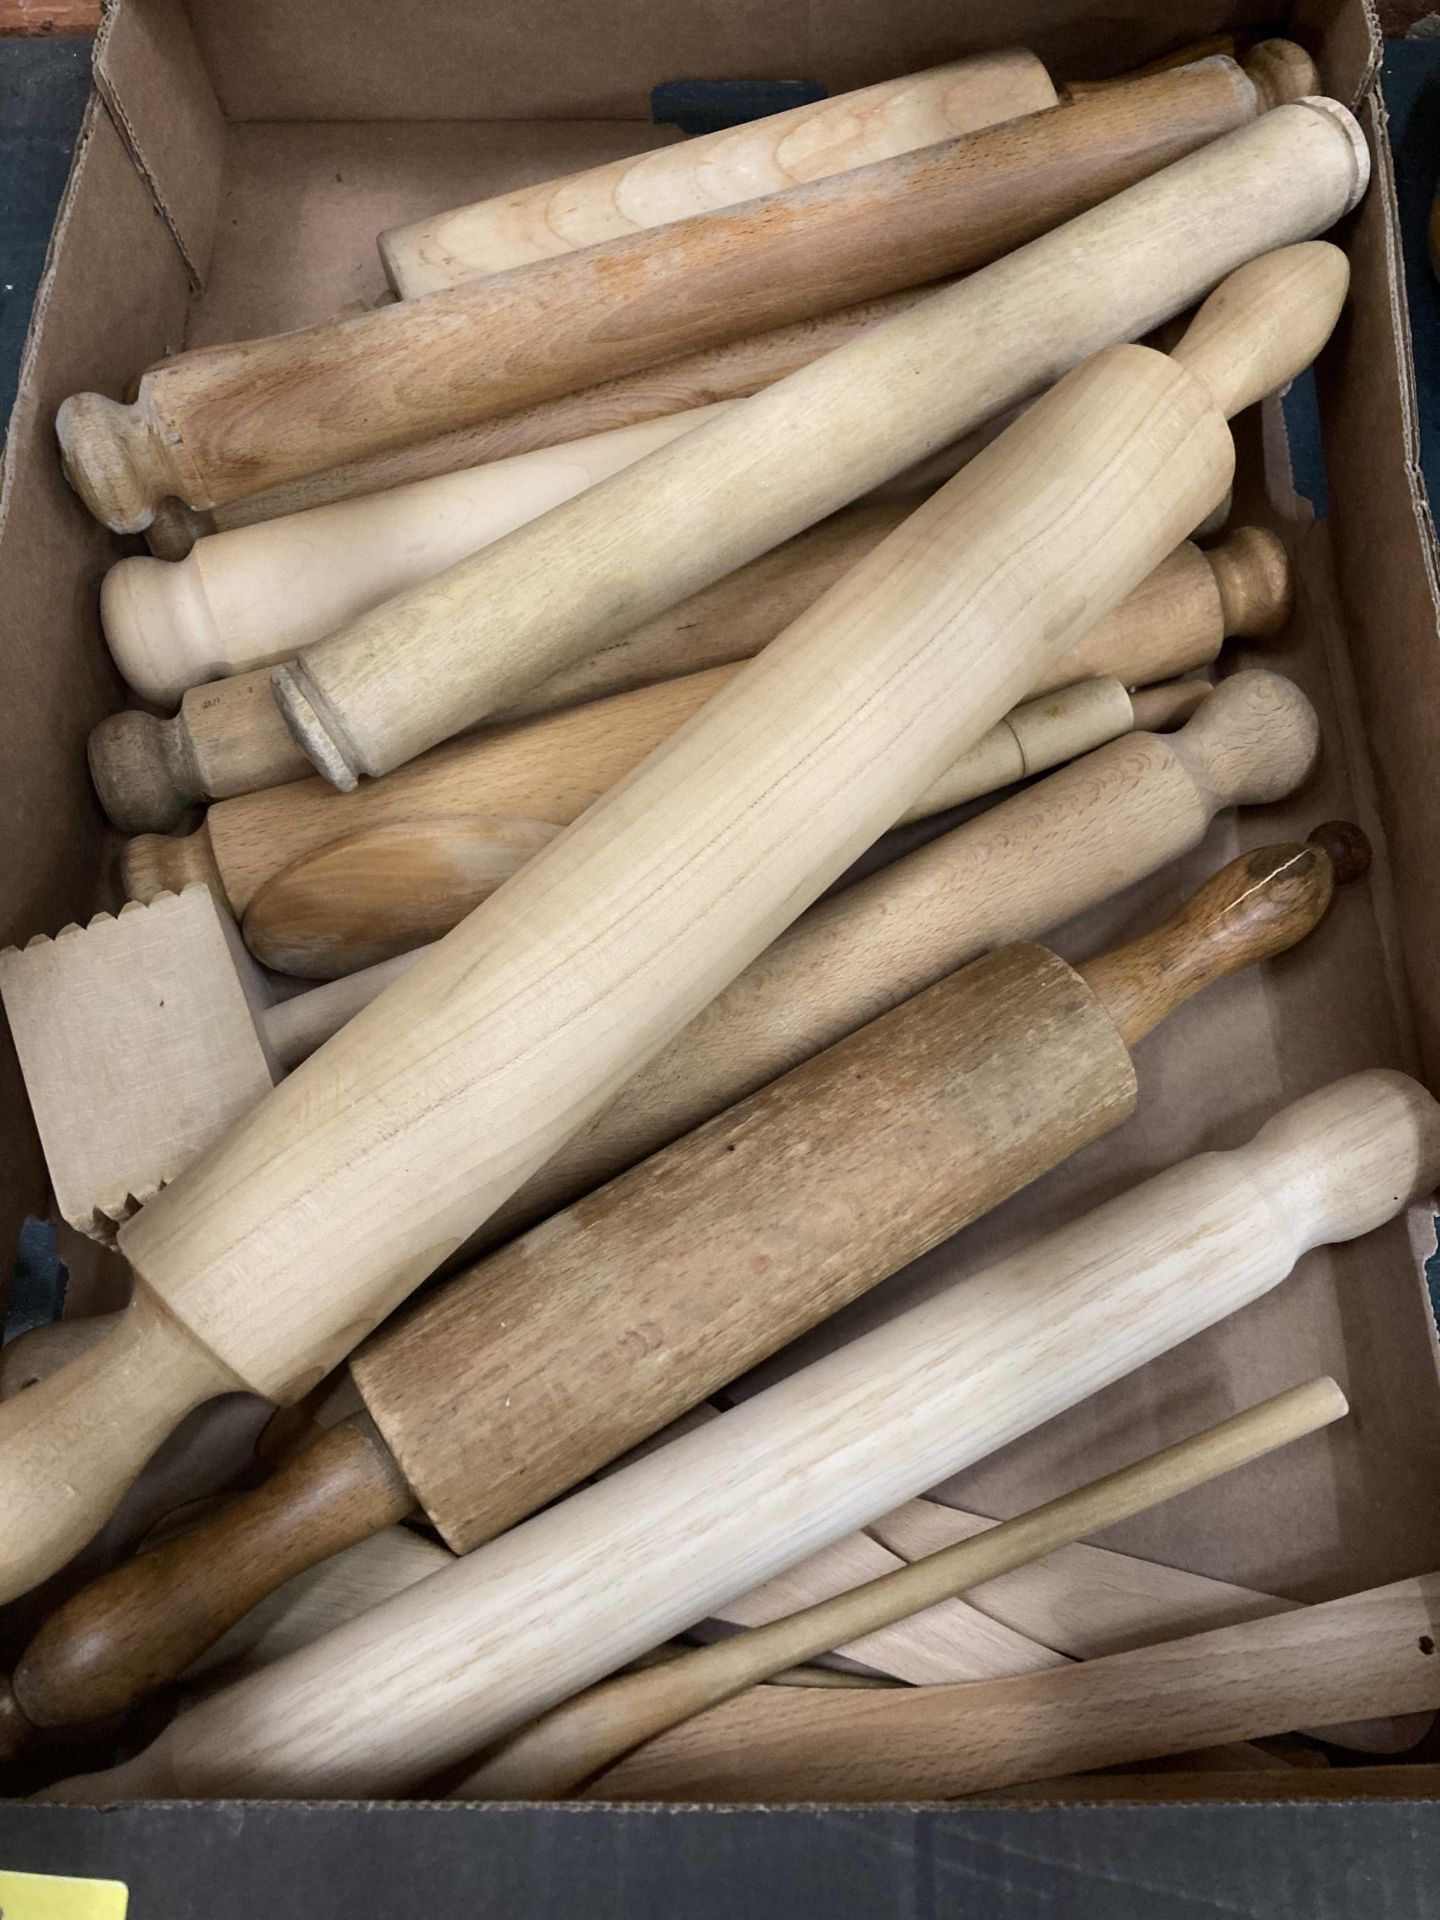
left=89, top=710, right=202, bottom=836
left=1169, top=240, right=1353, bottom=419
left=1167, top=669, right=1320, bottom=810
left=1242, top=41, right=1321, bottom=111
left=55, top=393, right=188, bottom=537
left=1207, top=525, right=1294, bottom=637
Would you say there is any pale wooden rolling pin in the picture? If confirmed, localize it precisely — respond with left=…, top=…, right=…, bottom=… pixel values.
left=7, top=837, right=1346, bottom=1736
left=3, top=670, right=1314, bottom=1248
left=58, top=56, right=1322, bottom=539
left=102, top=405, right=729, bottom=706
left=269, top=104, right=1363, bottom=788
left=41, top=1071, right=1440, bottom=1804
left=140, top=289, right=945, bottom=560
left=0, top=246, right=1330, bottom=1608
left=458, top=1380, right=1346, bottom=1799
left=385, top=44, right=1311, bottom=297
left=92, top=521, right=1288, bottom=834
left=590, top=1566, right=1440, bottom=1803
left=381, top=52, right=1063, bottom=296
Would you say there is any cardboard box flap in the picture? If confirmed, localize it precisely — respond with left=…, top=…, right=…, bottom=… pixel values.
left=94, top=0, right=223, bottom=287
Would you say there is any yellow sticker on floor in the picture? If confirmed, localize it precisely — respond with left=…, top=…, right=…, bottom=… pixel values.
left=0, top=1871, right=128, bottom=1919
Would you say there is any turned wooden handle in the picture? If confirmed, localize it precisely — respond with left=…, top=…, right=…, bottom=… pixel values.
left=42, top=1073, right=1439, bottom=1803
left=1078, top=836, right=1352, bottom=1046
left=380, top=53, right=1062, bottom=296
left=461, top=1379, right=1346, bottom=1798
left=273, top=114, right=1365, bottom=788
left=1171, top=242, right=1352, bottom=417
left=590, top=1566, right=1440, bottom=1802
left=12, top=1413, right=414, bottom=1732
left=0, top=1292, right=238, bottom=1604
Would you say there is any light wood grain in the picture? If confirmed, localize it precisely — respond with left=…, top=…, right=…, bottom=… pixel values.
left=381, top=54, right=1062, bottom=295
left=58, top=60, right=1319, bottom=538
left=42, top=1073, right=1440, bottom=1803
left=94, top=512, right=1282, bottom=834
left=0, top=253, right=1326, bottom=1607
left=458, top=1381, right=1346, bottom=1798
left=140, top=291, right=945, bottom=559
left=8, top=835, right=1347, bottom=1744
left=269, top=106, right=1364, bottom=785
left=589, top=1570, right=1440, bottom=1802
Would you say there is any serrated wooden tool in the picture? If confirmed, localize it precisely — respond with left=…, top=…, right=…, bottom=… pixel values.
left=274, top=107, right=1361, bottom=790
left=5, top=670, right=1312, bottom=1255
left=92, top=521, right=1288, bottom=833
left=3, top=835, right=1358, bottom=1740
left=584, top=1565, right=1440, bottom=1803
left=455, top=1379, right=1348, bottom=1799
left=58, top=59, right=1332, bottom=538
left=0, top=244, right=1341, bottom=1608
left=39, top=1072, right=1440, bottom=1803
left=382, top=44, right=1311, bottom=296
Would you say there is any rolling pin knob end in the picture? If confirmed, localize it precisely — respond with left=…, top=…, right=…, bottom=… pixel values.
left=121, top=825, right=225, bottom=907
left=272, top=663, right=363, bottom=793
left=1172, top=668, right=1320, bottom=809
left=1243, top=40, right=1321, bottom=111
left=101, top=552, right=226, bottom=706
left=1307, top=819, right=1372, bottom=887
left=55, top=393, right=176, bottom=536
left=1209, top=526, right=1294, bottom=637
left=88, top=710, right=197, bottom=835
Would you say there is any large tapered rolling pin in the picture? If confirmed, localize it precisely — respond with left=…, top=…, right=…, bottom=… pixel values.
left=0, top=247, right=1332, bottom=1607
left=271, top=103, right=1361, bottom=788
left=141, top=290, right=945, bottom=561
left=42, top=1072, right=1440, bottom=1804
left=380, top=53, right=1063, bottom=296
left=92, top=521, right=1288, bottom=834
left=6, top=838, right=1346, bottom=1736
left=101, top=405, right=728, bottom=705
left=58, top=64, right=1332, bottom=544
left=589, top=1569, right=1440, bottom=1803
left=458, top=1381, right=1347, bottom=1799
left=383, top=44, right=1313, bottom=297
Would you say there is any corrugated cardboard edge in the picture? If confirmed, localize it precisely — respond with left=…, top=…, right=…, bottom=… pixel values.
left=92, top=0, right=224, bottom=288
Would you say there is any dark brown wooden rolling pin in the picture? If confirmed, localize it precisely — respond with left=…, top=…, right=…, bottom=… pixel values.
left=4, top=834, right=1357, bottom=1746
left=56, top=52, right=1315, bottom=534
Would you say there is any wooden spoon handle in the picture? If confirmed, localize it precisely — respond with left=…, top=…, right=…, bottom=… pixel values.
left=459, top=1378, right=1347, bottom=1799
left=12, top=1412, right=415, bottom=1733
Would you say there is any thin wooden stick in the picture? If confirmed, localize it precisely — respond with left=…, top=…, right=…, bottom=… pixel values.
left=456, top=1379, right=1346, bottom=1798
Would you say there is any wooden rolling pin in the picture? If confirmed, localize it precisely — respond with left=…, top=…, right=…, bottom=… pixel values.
left=589, top=1569, right=1440, bottom=1802
left=458, top=1380, right=1347, bottom=1799
left=40, top=1072, right=1440, bottom=1803
left=92, top=521, right=1288, bottom=834
left=385, top=45, right=1310, bottom=298
left=140, top=288, right=945, bottom=560
left=0, top=247, right=1331, bottom=1608
left=249, top=681, right=1203, bottom=975
left=268, top=103, right=1363, bottom=786
left=6, top=837, right=1348, bottom=1735
left=380, top=53, right=1063, bottom=295
left=57, top=66, right=1335, bottom=544
left=119, top=674, right=1197, bottom=921
left=101, top=405, right=728, bottom=705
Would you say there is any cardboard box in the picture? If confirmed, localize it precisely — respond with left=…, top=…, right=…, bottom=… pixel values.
left=4, top=0, right=1440, bottom=1898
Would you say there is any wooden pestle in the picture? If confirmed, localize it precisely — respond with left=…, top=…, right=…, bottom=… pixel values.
left=269, top=103, right=1363, bottom=787
left=40, top=1072, right=1440, bottom=1804
left=102, top=405, right=728, bottom=706
left=93, top=522, right=1288, bottom=834
left=241, top=681, right=1205, bottom=978
left=380, top=52, right=1063, bottom=296
left=141, top=289, right=946, bottom=560
left=7, top=838, right=1351, bottom=1736
left=589, top=1568, right=1440, bottom=1803
left=384, top=44, right=1312, bottom=298
left=0, top=248, right=1333, bottom=1608
left=57, top=58, right=1324, bottom=538
left=458, top=1380, right=1348, bottom=1800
